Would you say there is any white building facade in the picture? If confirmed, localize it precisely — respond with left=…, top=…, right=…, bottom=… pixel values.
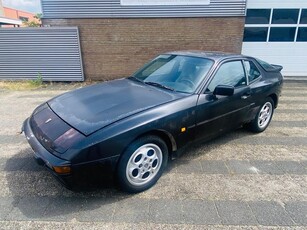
left=242, top=0, right=307, bottom=77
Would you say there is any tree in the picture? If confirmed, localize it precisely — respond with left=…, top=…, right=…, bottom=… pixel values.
left=22, top=13, right=42, bottom=27
left=34, top=13, right=42, bottom=21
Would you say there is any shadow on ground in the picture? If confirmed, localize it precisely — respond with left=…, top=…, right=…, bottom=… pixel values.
left=4, top=128, right=255, bottom=220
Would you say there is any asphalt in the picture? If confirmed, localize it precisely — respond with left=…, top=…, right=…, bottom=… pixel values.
left=0, top=82, right=306, bottom=229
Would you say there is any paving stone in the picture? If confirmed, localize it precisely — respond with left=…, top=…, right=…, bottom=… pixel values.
left=200, top=160, right=229, bottom=174
left=235, top=136, right=307, bottom=146
left=1, top=86, right=307, bottom=228
left=285, top=201, right=307, bottom=225
left=113, top=198, right=149, bottom=223
left=42, top=197, right=85, bottom=221
left=215, top=201, right=257, bottom=225
left=77, top=197, right=117, bottom=222
left=0, top=157, right=27, bottom=172
left=149, top=199, right=185, bottom=224
left=271, top=121, right=307, bottom=128
left=226, top=160, right=258, bottom=174
left=17, top=94, right=56, bottom=99
left=1, top=156, right=42, bottom=172
left=176, top=160, right=202, bottom=173
left=20, top=157, right=43, bottom=172
left=249, top=160, right=284, bottom=175
left=182, top=200, right=221, bottom=225
left=0, top=135, right=24, bottom=145
left=6, top=196, right=50, bottom=221
left=249, top=201, right=295, bottom=226
left=280, top=100, right=307, bottom=104
left=277, top=109, right=307, bottom=113
left=300, top=161, right=307, bottom=174
left=276, top=161, right=306, bottom=175
left=0, top=197, right=18, bottom=220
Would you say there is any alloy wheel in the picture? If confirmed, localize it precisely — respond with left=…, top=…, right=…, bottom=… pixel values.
left=258, top=102, right=273, bottom=128
left=126, top=143, right=163, bottom=186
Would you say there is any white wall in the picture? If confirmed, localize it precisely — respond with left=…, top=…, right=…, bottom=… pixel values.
left=246, top=0, right=307, bottom=9
left=242, top=0, right=307, bottom=77
left=242, top=43, right=307, bottom=76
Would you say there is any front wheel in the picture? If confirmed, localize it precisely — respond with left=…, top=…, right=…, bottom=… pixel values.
left=117, top=135, right=168, bottom=193
left=249, top=97, right=274, bottom=133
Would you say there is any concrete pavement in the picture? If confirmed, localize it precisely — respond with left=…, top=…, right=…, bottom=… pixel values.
left=0, top=82, right=306, bottom=229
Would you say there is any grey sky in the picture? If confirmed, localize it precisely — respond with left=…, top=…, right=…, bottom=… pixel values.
left=3, top=0, right=41, bottom=13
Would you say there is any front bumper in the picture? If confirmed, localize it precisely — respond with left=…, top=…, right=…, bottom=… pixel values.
left=22, top=118, right=73, bottom=187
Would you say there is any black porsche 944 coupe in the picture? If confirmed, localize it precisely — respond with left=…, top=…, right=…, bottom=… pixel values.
left=23, top=51, right=283, bottom=193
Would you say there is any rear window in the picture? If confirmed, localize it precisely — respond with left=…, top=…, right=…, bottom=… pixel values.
left=255, top=58, right=277, bottom=71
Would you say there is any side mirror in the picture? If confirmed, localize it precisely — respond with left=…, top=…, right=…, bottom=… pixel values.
left=213, top=85, right=234, bottom=96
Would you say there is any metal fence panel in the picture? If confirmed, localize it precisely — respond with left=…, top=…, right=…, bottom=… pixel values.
left=0, top=27, right=84, bottom=81
left=41, top=0, right=247, bottom=18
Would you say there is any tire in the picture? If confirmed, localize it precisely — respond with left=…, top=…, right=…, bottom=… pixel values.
left=249, top=97, right=274, bottom=133
left=117, top=135, right=168, bottom=193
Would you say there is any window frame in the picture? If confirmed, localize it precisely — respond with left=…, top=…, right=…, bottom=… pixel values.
left=243, top=8, right=307, bottom=43
left=19, top=16, right=29, bottom=22
left=271, top=8, right=300, bottom=24
left=297, top=27, right=307, bottom=42
left=203, top=59, right=248, bottom=94
left=243, top=27, right=269, bottom=42
left=242, top=59, right=262, bottom=84
left=300, top=9, right=307, bottom=24
left=246, top=9, right=271, bottom=24
left=269, top=27, right=297, bottom=42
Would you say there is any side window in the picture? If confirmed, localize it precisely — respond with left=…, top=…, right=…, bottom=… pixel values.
left=244, top=60, right=261, bottom=82
left=206, top=61, right=246, bottom=92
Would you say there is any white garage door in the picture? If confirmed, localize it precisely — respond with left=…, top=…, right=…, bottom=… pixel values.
left=242, top=0, right=307, bottom=77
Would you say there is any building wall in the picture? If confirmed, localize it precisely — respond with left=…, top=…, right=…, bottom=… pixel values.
left=0, top=27, right=83, bottom=81
left=242, top=0, right=307, bottom=76
left=41, top=0, right=246, bottom=18
left=43, top=17, right=245, bottom=81
left=4, top=7, right=37, bottom=23
left=0, top=0, right=4, bottom=16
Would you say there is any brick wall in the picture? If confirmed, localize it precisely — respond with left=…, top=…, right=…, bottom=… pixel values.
left=43, top=17, right=245, bottom=81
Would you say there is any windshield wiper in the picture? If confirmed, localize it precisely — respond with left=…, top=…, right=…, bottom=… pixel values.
left=128, top=76, right=143, bottom=83
left=145, top=81, right=174, bottom=91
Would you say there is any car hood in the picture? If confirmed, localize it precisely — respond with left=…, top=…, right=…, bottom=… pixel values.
left=48, top=78, right=184, bottom=136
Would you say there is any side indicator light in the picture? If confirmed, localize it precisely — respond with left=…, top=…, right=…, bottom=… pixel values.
left=181, top=127, right=186, bottom=133
left=53, top=166, right=71, bottom=174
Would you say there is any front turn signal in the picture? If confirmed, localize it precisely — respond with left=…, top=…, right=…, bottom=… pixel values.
left=53, top=166, right=71, bottom=174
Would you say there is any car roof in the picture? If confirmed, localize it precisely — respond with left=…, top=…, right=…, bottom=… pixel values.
left=165, top=50, right=248, bottom=62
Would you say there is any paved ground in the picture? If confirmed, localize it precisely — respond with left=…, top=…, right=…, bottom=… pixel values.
left=0, top=82, right=306, bottom=229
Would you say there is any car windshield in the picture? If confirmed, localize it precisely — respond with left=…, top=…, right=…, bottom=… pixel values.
left=131, top=54, right=214, bottom=93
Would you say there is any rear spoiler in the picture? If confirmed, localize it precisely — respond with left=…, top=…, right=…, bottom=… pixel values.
left=254, top=58, right=283, bottom=73
left=269, top=64, right=283, bottom=72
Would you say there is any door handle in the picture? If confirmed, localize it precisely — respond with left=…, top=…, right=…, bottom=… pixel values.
left=241, top=93, right=251, bottom=100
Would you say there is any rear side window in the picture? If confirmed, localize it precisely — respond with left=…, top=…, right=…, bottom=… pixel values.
left=244, top=60, right=261, bottom=82
left=206, top=61, right=246, bottom=92
left=255, top=58, right=276, bottom=71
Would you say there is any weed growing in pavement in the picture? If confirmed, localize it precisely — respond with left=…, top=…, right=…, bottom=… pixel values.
left=29, top=72, right=43, bottom=87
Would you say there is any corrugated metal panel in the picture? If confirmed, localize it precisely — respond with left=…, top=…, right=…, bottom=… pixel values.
left=41, top=0, right=246, bottom=18
left=0, top=27, right=84, bottom=81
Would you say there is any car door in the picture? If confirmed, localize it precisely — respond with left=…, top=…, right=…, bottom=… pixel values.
left=194, top=59, right=253, bottom=141
left=242, top=59, right=266, bottom=121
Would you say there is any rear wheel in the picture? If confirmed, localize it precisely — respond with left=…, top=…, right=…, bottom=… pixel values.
left=117, top=135, right=168, bottom=193
left=249, top=97, right=274, bottom=133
